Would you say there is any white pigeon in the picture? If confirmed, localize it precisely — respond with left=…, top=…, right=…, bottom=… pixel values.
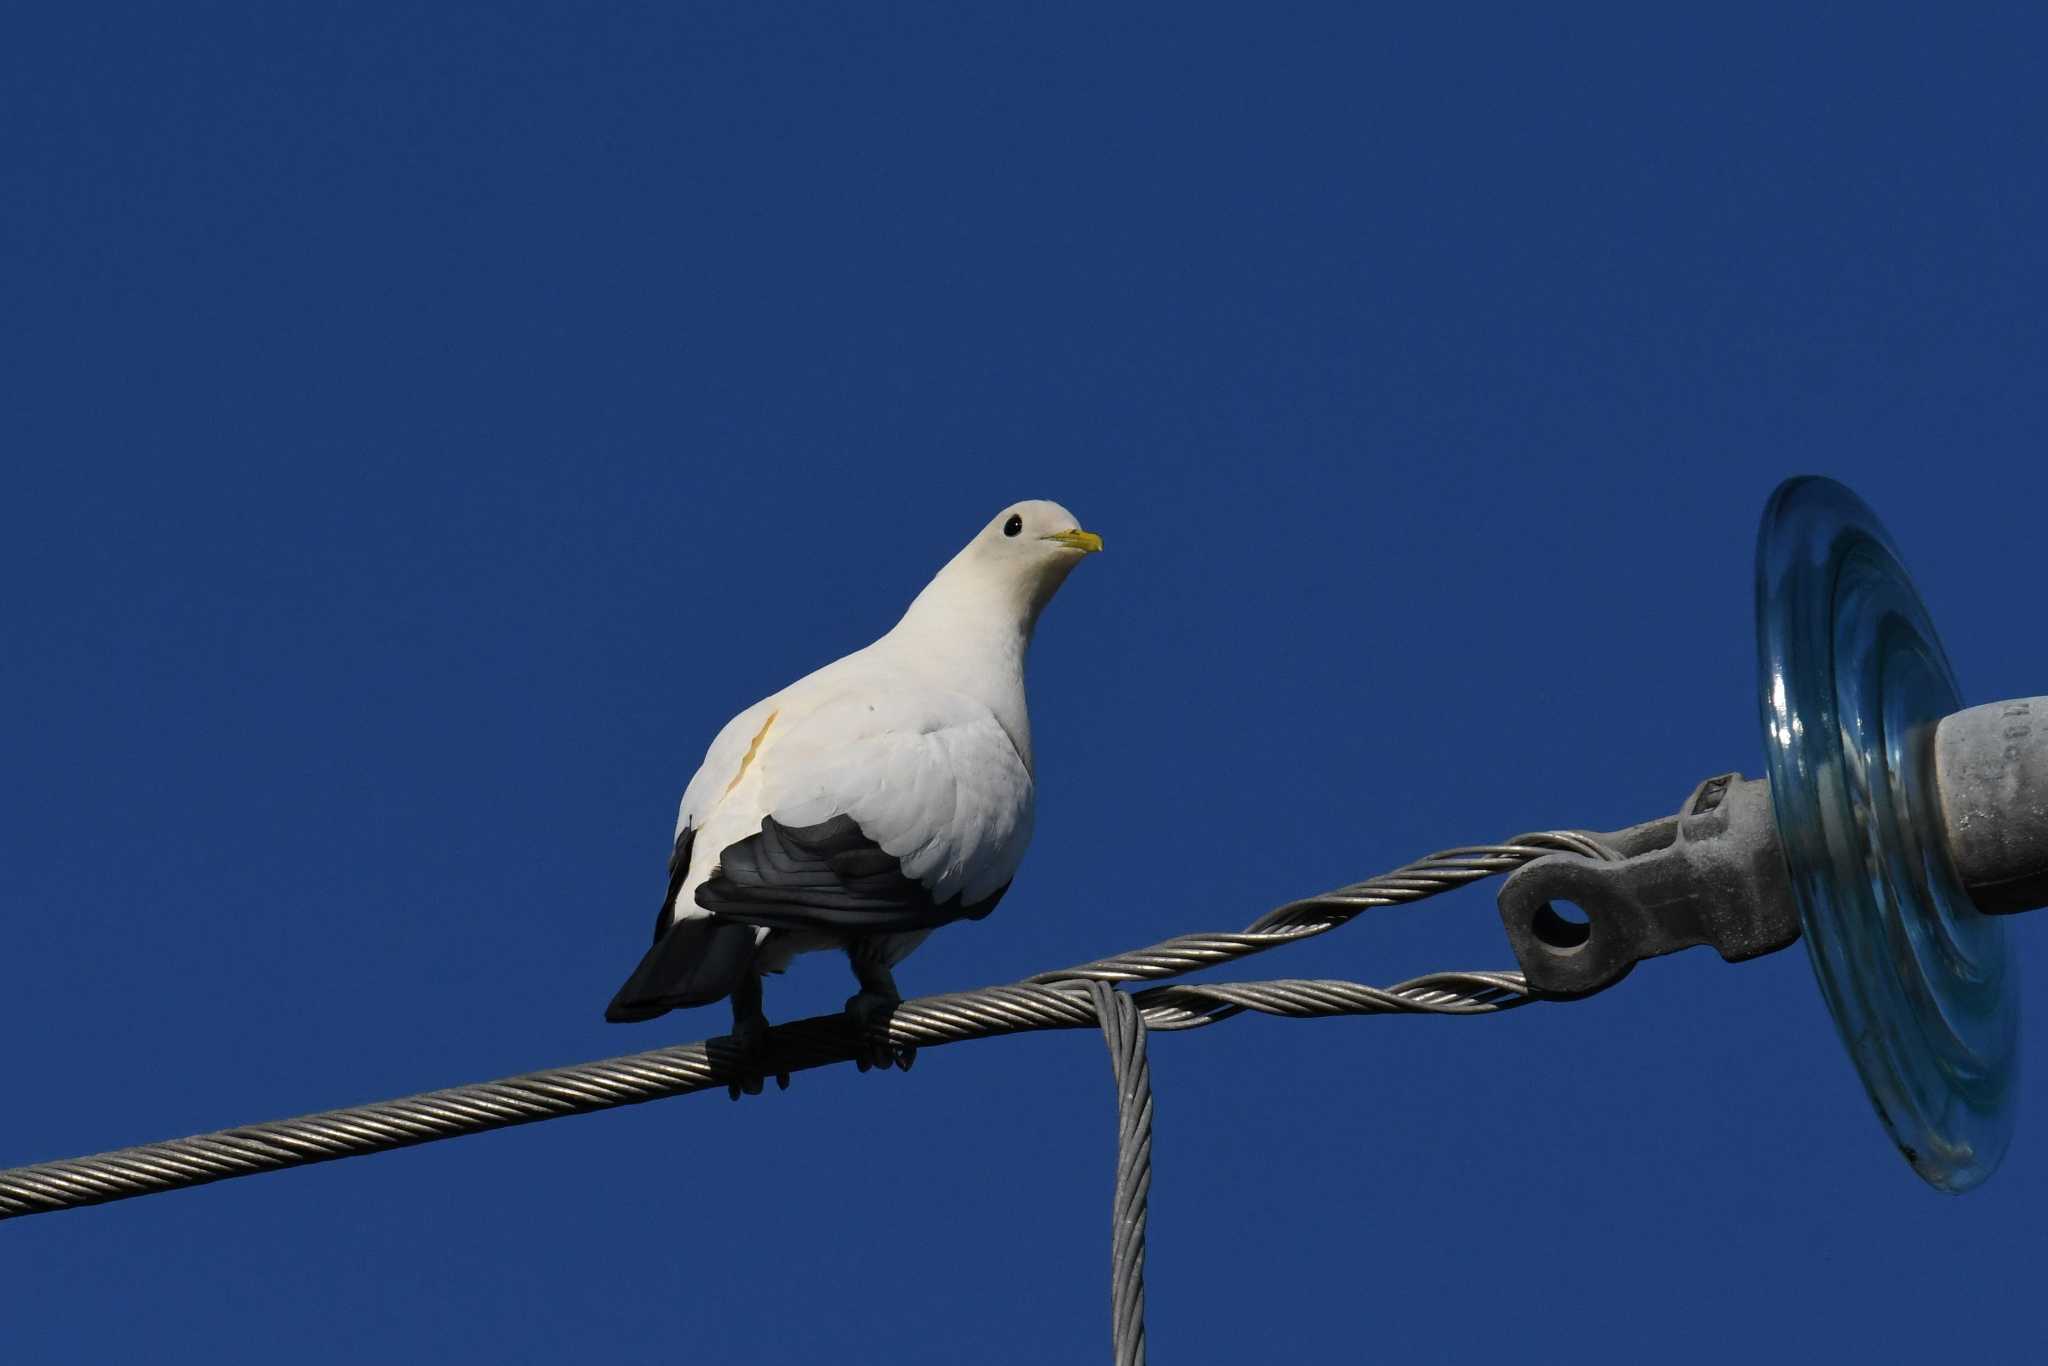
left=606, top=499, right=1102, bottom=1094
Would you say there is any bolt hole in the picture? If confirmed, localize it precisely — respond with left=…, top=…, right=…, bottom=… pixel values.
left=1532, top=900, right=1592, bottom=953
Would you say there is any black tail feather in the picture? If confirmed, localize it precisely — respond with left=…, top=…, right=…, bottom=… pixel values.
left=605, top=916, right=757, bottom=1023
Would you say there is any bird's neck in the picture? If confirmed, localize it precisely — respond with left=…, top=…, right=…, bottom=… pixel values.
left=882, top=564, right=1051, bottom=764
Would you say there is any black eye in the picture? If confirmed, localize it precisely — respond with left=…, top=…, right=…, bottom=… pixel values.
left=1003, top=514, right=1023, bottom=537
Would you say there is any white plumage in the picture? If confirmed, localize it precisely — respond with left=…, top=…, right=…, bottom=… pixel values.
left=606, top=499, right=1101, bottom=1090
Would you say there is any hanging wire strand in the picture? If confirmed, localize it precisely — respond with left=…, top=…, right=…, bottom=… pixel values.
left=0, top=830, right=1610, bottom=1224
left=1089, top=982, right=1151, bottom=1366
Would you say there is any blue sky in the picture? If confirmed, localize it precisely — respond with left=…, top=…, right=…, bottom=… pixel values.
left=5, top=4, right=2047, bottom=1361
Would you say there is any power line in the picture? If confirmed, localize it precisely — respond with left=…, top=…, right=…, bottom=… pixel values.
left=0, top=831, right=1614, bottom=1361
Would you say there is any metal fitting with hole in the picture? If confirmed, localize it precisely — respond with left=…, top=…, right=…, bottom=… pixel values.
left=1496, top=774, right=1802, bottom=998
left=1497, top=697, right=2048, bottom=1001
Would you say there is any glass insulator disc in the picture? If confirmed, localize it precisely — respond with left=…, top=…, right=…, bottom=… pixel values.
left=1756, top=476, right=2018, bottom=1193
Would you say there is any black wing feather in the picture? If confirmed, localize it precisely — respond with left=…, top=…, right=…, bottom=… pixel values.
left=651, top=825, right=697, bottom=942
left=699, top=813, right=1008, bottom=934
left=606, top=824, right=760, bottom=1023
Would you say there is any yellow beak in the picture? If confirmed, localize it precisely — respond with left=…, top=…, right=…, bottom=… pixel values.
left=1042, top=528, right=1105, bottom=554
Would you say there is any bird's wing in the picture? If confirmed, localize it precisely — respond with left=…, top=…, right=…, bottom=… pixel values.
left=637, top=695, right=781, bottom=942
left=697, top=686, right=1034, bottom=934
left=647, top=823, right=697, bottom=942
left=675, top=696, right=781, bottom=839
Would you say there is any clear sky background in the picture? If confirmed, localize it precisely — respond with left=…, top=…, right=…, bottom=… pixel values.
left=5, top=5, right=2047, bottom=1362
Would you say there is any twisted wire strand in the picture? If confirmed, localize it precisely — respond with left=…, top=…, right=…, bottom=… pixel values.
left=1029, top=831, right=1612, bottom=986
left=0, top=831, right=1606, bottom=1222
left=1089, top=983, right=1151, bottom=1366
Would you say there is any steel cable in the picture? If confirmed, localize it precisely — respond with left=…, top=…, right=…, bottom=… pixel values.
left=0, top=830, right=1609, bottom=1224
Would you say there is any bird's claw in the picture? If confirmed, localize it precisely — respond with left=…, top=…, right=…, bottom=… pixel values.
left=724, top=1015, right=790, bottom=1101
left=845, top=991, right=914, bottom=1074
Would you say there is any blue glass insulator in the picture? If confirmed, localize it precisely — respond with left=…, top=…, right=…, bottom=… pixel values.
left=1756, top=476, right=2018, bottom=1193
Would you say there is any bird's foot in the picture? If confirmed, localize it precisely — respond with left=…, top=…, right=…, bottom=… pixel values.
left=725, top=1013, right=791, bottom=1101
left=844, top=991, right=915, bottom=1074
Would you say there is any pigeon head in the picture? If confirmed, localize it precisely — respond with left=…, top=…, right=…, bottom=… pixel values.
left=903, top=499, right=1102, bottom=642
left=977, top=498, right=1102, bottom=564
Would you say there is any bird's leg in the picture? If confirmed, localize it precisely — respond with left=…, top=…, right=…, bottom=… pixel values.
left=844, top=945, right=915, bottom=1074
left=725, top=970, right=789, bottom=1101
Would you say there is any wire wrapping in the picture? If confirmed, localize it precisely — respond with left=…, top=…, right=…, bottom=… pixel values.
left=0, top=830, right=1610, bottom=1228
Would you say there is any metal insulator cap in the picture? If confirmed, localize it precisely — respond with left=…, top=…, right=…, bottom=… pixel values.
left=1935, top=698, right=2048, bottom=915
